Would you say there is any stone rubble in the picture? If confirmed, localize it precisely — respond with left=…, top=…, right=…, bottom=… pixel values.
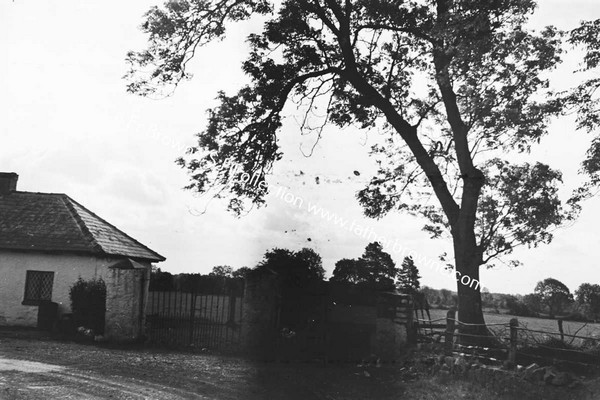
left=429, top=355, right=581, bottom=387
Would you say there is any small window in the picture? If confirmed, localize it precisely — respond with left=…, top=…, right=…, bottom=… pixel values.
left=23, top=271, right=54, bottom=305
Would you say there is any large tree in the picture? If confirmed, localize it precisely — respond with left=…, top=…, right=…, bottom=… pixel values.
left=331, top=241, right=397, bottom=290
left=396, top=256, right=421, bottom=293
left=575, top=283, right=600, bottom=320
left=255, top=247, right=325, bottom=287
left=330, top=258, right=366, bottom=285
left=254, top=247, right=325, bottom=332
left=534, top=278, right=572, bottom=319
left=127, top=0, right=577, bottom=340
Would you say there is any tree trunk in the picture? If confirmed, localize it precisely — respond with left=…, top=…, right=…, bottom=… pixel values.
left=453, top=237, right=489, bottom=346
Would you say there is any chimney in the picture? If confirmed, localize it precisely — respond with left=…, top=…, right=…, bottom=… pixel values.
left=0, top=173, right=18, bottom=194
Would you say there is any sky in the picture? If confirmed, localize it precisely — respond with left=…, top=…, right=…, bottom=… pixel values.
left=1, top=0, right=599, bottom=295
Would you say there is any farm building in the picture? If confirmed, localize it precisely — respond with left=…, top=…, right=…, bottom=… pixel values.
left=0, top=172, right=165, bottom=341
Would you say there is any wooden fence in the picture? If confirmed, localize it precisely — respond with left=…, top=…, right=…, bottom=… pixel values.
left=416, top=309, right=600, bottom=370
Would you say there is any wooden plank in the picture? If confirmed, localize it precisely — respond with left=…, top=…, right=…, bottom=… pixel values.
left=416, top=323, right=447, bottom=329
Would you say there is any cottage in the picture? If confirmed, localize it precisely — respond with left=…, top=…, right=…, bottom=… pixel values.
left=0, top=172, right=165, bottom=341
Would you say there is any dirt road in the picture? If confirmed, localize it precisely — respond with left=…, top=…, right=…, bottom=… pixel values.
left=0, top=330, right=403, bottom=400
left=0, top=328, right=596, bottom=400
left=0, top=356, right=205, bottom=399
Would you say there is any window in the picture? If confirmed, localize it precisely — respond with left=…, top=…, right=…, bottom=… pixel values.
left=23, top=271, right=54, bottom=305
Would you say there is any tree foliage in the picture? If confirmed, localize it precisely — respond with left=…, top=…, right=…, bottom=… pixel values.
left=505, top=295, right=532, bottom=317
left=172, top=272, right=244, bottom=294
left=255, top=247, right=325, bottom=287
left=209, top=265, right=234, bottom=277
left=475, top=159, right=568, bottom=266
left=127, top=0, right=581, bottom=330
left=575, top=283, right=600, bottom=320
left=522, top=293, right=542, bottom=314
left=330, top=258, right=365, bottom=285
left=505, top=293, right=541, bottom=317
left=330, top=241, right=396, bottom=290
left=149, top=267, right=175, bottom=291
left=396, top=256, right=421, bottom=293
left=534, top=277, right=573, bottom=318
left=231, top=266, right=252, bottom=279
left=125, top=0, right=273, bottom=97
left=209, top=265, right=253, bottom=278
left=550, top=18, right=600, bottom=203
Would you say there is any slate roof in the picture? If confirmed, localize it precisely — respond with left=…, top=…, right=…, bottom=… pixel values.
left=0, top=191, right=165, bottom=262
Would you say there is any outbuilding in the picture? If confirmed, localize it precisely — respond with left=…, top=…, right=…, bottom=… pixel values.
left=0, top=172, right=165, bottom=341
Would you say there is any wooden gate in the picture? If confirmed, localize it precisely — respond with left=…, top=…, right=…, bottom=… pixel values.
left=145, top=290, right=243, bottom=349
left=413, top=293, right=447, bottom=343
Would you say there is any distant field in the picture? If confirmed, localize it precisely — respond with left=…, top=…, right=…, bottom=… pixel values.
left=424, top=308, right=600, bottom=341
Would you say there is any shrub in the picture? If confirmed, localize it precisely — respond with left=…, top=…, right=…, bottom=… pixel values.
left=506, top=296, right=537, bottom=317
left=149, top=267, right=174, bottom=291
left=564, top=312, right=590, bottom=322
left=69, top=277, right=106, bottom=334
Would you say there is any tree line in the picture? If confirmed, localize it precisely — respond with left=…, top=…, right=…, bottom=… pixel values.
left=421, top=279, right=600, bottom=322
left=150, top=241, right=421, bottom=294
left=152, top=241, right=600, bottom=323
left=503, top=279, right=600, bottom=322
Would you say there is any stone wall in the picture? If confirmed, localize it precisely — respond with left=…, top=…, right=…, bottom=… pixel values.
left=240, top=273, right=279, bottom=350
left=372, top=317, right=408, bottom=361
left=372, top=293, right=411, bottom=360
left=104, top=263, right=151, bottom=342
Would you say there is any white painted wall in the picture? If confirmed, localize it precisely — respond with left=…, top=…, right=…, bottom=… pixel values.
left=0, top=251, right=118, bottom=326
left=0, top=250, right=151, bottom=340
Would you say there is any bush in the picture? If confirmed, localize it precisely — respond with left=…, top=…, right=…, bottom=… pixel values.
left=149, top=267, right=174, bottom=291
left=69, top=277, right=106, bottom=334
left=563, top=312, right=590, bottom=322
left=506, top=296, right=537, bottom=317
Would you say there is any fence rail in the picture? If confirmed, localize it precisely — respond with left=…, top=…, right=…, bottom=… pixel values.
left=415, top=309, right=600, bottom=370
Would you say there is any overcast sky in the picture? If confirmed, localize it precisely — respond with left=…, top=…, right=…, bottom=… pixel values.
left=1, top=0, right=599, bottom=295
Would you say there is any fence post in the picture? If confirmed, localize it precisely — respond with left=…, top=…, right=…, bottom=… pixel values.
left=189, top=292, right=196, bottom=345
left=558, top=318, right=564, bottom=343
left=445, top=309, right=456, bottom=355
left=508, top=318, right=518, bottom=365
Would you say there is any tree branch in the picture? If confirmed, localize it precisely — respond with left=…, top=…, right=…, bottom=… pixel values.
left=334, top=22, right=460, bottom=224
left=355, top=23, right=435, bottom=44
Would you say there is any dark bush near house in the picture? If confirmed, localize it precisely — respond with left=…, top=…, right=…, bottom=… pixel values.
left=69, top=277, right=106, bottom=334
